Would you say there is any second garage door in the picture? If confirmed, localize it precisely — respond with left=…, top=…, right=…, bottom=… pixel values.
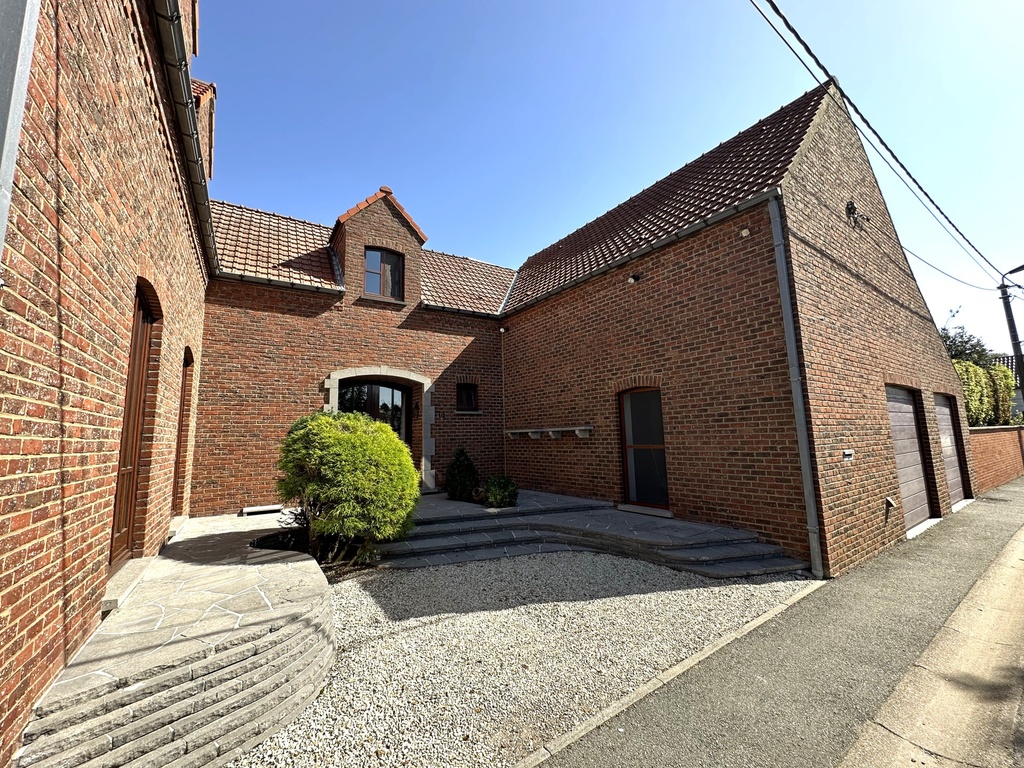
left=886, top=386, right=933, bottom=531
left=934, top=395, right=966, bottom=505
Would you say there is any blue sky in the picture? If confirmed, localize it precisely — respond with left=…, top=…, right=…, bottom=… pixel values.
left=191, top=1, right=1023, bottom=352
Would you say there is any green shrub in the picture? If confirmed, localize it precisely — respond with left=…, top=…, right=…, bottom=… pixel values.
left=988, top=364, right=1015, bottom=425
left=485, top=475, right=519, bottom=508
left=277, top=411, right=419, bottom=564
left=953, top=359, right=994, bottom=427
left=444, top=447, right=479, bottom=502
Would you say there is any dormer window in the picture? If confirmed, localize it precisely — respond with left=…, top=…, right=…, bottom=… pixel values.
left=365, top=248, right=404, bottom=300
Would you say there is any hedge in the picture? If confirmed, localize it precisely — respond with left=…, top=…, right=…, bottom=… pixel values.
left=952, top=359, right=996, bottom=426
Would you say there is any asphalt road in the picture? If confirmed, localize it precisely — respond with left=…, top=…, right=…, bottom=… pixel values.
left=545, top=479, right=1024, bottom=768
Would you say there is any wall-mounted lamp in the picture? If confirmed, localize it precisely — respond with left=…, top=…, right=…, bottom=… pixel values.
left=626, top=274, right=642, bottom=284
left=499, top=327, right=509, bottom=334
left=740, top=228, right=750, bottom=238
left=846, top=200, right=870, bottom=230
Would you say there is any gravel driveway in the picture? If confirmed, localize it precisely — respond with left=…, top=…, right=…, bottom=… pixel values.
left=229, top=552, right=806, bottom=768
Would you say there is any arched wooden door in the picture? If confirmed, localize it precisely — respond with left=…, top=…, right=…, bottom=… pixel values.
left=110, top=288, right=155, bottom=568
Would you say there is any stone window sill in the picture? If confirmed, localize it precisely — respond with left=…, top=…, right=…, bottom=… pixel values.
left=356, top=294, right=407, bottom=308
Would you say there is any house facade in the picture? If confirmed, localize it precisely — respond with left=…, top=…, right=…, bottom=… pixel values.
left=0, top=1, right=974, bottom=763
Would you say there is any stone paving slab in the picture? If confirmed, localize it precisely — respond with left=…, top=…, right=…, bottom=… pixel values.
left=416, top=505, right=760, bottom=550
left=36, top=513, right=328, bottom=714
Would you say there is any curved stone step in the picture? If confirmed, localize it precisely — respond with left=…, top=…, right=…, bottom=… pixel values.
left=379, top=515, right=806, bottom=578
left=17, top=599, right=333, bottom=768
left=22, top=601, right=327, bottom=747
left=72, top=624, right=333, bottom=768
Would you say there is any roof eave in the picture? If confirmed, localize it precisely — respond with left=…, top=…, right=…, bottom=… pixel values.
left=419, top=300, right=501, bottom=319
left=153, top=0, right=220, bottom=278
left=213, top=271, right=346, bottom=295
left=500, top=187, right=783, bottom=318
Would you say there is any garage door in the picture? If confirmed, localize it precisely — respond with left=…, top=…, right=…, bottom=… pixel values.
left=934, top=395, right=965, bottom=505
left=885, top=386, right=933, bottom=530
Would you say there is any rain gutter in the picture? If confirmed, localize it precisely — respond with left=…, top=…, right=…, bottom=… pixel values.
left=212, top=271, right=345, bottom=295
left=153, top=0, right=220, bottom=276
left=419, top=300, right=499, bottom=319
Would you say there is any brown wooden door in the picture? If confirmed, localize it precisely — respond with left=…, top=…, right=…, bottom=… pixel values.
left=885, top=386, right=934, bottom=531
left=111, top=289, right=154, bottom=568
left=934, top=395, right=966, bottom=505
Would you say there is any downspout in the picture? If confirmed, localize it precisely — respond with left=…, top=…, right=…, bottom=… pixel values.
left=768, top=195, right=824, bottom=578
left=0, top=0, right=42, bottom=288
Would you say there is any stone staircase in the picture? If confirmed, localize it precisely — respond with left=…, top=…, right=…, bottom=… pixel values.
left=378, top=505, right=809, bottom=578
left=15, top=515, right=336, bottom=768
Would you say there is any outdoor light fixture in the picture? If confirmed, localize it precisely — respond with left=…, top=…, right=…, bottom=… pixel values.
left=627, top=274, right=642, bottom=284
left=499, top=327, right=509, bottom=334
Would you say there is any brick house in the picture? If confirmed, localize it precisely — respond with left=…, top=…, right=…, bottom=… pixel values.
left=192, top=79, right=971, bottom=582
left=0, top=1, right=973, bottom=762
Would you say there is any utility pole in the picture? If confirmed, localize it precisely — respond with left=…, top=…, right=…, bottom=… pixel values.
left=999, top=263, right=1024, bottom=393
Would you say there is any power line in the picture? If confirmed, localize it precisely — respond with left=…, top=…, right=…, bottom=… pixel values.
left=792, top=135, right=1002, bottom=294
left=750, top=0, right=1005, bottom=283
left=901, top=245, right=997, bottom=292
left=748, top=0, right=1000, bottom=285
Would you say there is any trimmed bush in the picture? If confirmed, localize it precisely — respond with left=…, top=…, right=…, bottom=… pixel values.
left=485, top=475, right=519, bottom=508
left=277, top=411, right=419, bottom=564
left=988, top=364, right=1015, bottom=425
left=953, top=359, right=994, bottom=427
left=445, top=447, right=479, bottom=502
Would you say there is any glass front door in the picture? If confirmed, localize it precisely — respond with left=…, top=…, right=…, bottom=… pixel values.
left=620, top=388, right=669, bottom=508
left=338, top=381, right=410, bottom=443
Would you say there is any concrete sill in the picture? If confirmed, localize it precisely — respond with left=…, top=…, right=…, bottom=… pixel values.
left=455, top=410, right=483, bottom=416
left=906, top=517, right=942, bottom=540
left=357, top=294, right=406, bottom=308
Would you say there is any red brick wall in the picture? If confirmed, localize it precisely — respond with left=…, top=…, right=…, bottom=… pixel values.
left=0, top=1, right=208, bottom=762
left=781, top=89, right=973, bottom=575
left=969, top=427, right=1024, bottom=495
left=502, top=204, right=810, bottom=557
left=192, top=199, right=504, bottom=516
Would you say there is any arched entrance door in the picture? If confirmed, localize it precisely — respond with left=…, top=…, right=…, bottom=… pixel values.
left=323, top=366, right=436, bottom=489
left=338, top=380, right=411, bottom=444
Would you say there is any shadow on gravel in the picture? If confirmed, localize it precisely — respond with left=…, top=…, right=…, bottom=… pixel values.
left=351, top=552, right=803, bottom=621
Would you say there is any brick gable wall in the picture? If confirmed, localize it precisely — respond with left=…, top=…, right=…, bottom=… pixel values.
left=0, top=1, right=208, bottom=761
left=191, top=199, right=504, bottom=517
left=781, top=90, right=973, bottom=575
left=501, top=203, right=811, bottom=557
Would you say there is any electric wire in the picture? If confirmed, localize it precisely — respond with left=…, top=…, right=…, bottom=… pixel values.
left=748, top=0, right=1001, bottom=285
left=749, top=0, right=1006, bottom=284
left=901, top=246, right=997, bottom=292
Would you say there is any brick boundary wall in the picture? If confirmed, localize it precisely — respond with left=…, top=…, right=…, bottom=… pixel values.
left=969, top=427, right=1024, bottom=495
